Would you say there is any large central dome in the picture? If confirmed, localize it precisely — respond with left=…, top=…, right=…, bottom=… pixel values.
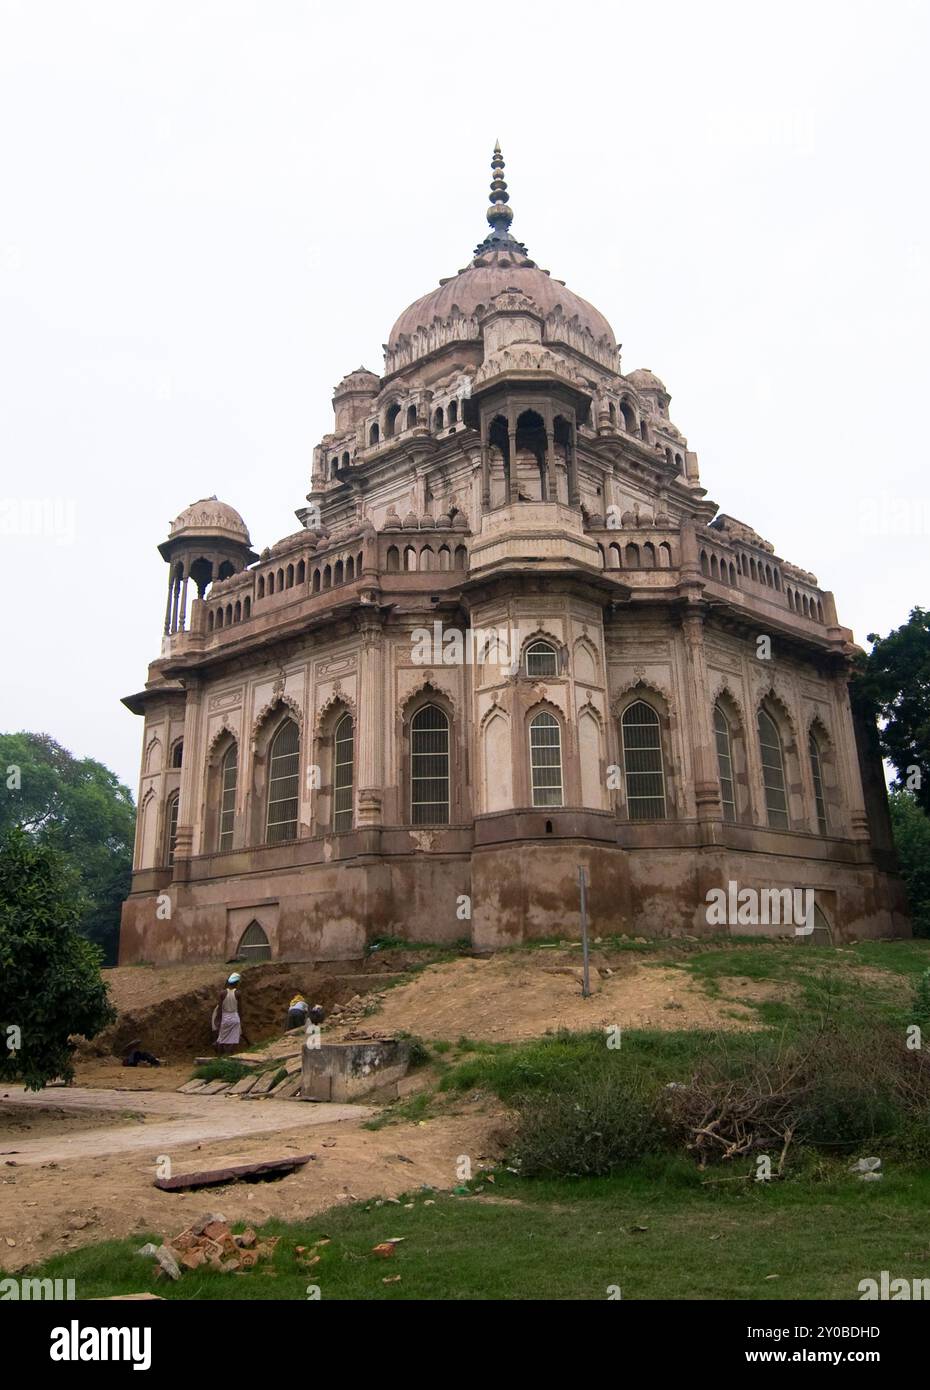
left=387, top=144, right=617, bottom=359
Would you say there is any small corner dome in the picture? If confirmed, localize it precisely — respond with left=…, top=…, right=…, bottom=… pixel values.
left=626, top=368, right=668, bottom=393
left=333, top=366, right=380, bottom=396
left=168, top=497, right=251, bottom=546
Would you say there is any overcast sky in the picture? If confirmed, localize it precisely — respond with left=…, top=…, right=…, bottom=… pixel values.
left=1, top=0, right=927, bottom=792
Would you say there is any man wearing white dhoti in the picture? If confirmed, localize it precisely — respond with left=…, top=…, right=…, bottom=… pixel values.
left=211, top=972, right=243, bottom=1052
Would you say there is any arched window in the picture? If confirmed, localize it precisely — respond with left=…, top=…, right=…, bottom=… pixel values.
left=266, top=719, right=300, bottom=844
left=333, top=713, right=354, bottom=832
left=406, top=404, right=417, bottom=430
left=608, top=401, right=617, bottom=425
left=164, top=791, right=180, bottom=866
left=342, top=451, right=350, bottom=470
left=758, top=709, right=789, bottom=829
left=385, top=402, right=401, bottom=438
left=410, top=705, right=449, bottom=826
left=525, top=640, right=559, bottom=678
left=217, top=742, right=238, bottom=851
left=809, top=730, right=827, bottom=835
left=257, top=576, right=265, bottom=599
left=713, top=704, right=736, bottom=822
left=620, top=400, right=636, bottom=432
left=621, top=702, right=666, bottom=820
left=369, top=422, right=379, bottom=446
left=170, top=739, right=184, bottom=768
left=448, top=399, right=458, bottom=425
left=434, top=406, right=444, bottom=431
left=236, top=920, right=271, bottom=961
left=529, top=711, right=563, bottom=807
left=386, top=545, right=400, bottom=572
left=296, top=560, right=305, bottom=584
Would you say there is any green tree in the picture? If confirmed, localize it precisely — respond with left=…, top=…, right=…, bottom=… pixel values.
left=0, top=828, right=116, bottom=1089
left=0, top=732, right=135, bottom=964
left=857, top=608, right=930, bottom=813
left=888, top=791, right=930, bottom=938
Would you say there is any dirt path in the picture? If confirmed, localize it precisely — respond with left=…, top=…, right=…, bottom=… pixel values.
left=0, top=1086, right=500, bottom=1272
left=0, top=1087, right=370, bottom=1166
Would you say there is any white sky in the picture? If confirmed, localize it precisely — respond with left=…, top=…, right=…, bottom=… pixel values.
left=1, top=0, right=927, bottom=792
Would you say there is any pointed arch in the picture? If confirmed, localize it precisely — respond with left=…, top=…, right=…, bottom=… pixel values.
left=482, top=706, right=512, bottom=813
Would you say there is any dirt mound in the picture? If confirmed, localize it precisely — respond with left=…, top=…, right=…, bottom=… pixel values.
left=353, top=953, right=771, bottom=1042
left=83, top=964, right=361, bottom=1060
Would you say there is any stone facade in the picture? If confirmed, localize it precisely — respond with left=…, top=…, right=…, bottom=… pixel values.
left=119, top=146, right=908, bottom=964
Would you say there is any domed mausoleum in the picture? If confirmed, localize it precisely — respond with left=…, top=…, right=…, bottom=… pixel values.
left=120, top=146, right=907, bottom=964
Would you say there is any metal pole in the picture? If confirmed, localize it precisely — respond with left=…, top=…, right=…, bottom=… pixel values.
left=579, top=865, right=591, bottom=998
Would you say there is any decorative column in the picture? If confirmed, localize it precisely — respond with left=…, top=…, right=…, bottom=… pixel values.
left=567, top=419, right=580, bottom=507
left=507, top=423, right=517, bottom=505
left=481, top=439, right=491, bottom=510
left=834, top=672, right=871, bottom=840
left=163, top=574, right=175, bottom=635
left=178, top=574, right=189, bottom=632
left=681, top=605, right=723, bottom=833
left=355, top=611, right=384, bottom=827
left=172, top=678, right=204, bottom=878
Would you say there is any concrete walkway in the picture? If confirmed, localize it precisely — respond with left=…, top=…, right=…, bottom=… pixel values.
left=0, top=1087, right=373, bottom=1166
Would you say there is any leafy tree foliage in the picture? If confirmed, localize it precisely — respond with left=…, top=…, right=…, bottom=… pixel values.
left=889, top=791, right=930, bottom=938
left=0, top=732, right=134, bottom=964
left=0, top=829, right=116, bottom=1089
left=856, top=608, right=930, bottom=813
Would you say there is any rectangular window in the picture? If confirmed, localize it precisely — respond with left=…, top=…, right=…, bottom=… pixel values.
left=411, top=708, right=450, bottom=825
left=530, top=714, right=563, bottom=807
left=266, top=722, right=300, bottom=844
left=219, top=746, right=237, bottom=851
left=622, top=704, right=667, bottom=820
left=166, top=794, right=179, bottom=866
left=714, top=707, right=736, bottom=822
left=333, top=717, right=354, bottom=832
left=758, top=712, right=789, bottom=830
left=809, top=734, right=827, bottom=836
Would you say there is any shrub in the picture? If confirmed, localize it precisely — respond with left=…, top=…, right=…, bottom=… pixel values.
left=508, top=1072, right=667, bottom=1178
left=912, top=968, right=930, bottom=1029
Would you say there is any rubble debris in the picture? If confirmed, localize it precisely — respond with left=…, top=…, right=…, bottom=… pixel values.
left=139, top=1217, right=280, bottom=1280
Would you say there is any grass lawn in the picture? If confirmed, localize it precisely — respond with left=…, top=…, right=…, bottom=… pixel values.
left=28, top=1165, right=930, bottom=1300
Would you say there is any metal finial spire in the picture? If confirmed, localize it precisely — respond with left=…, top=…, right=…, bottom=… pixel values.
left=486, top=140, right=514, bottom=239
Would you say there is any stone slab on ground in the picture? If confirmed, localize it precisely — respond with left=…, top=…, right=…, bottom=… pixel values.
left=177, top=1080, right=208, bottom=1094
left=247, top=1071, right=279, bottom=1097
left=228, top=1074, right=258, bottom=1095
left=198, top=1081, right=231, bottom=1095
left=271, top=1074, right=303, bottom=1099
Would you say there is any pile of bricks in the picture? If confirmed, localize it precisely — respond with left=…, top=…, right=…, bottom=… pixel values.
left=148, top=1215, right=279, bottom=1278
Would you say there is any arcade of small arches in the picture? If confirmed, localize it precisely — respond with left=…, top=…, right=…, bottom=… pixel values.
left=333, top=390, right=469, bottom=467
left=385, top=541, right=468, bottom=573
left=599, top=539, right=675, bottom=570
